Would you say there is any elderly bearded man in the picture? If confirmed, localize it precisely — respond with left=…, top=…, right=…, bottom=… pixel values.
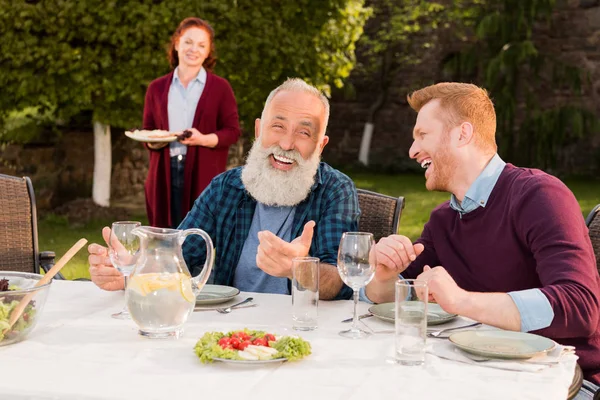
left=88, top=78, right=358, bottom=300
left=364, top=82, right=600, bottom=392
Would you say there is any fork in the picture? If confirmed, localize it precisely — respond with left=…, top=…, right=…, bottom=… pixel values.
left=216, top=297, right=254, bottom=314
left=427, top=322, right=482, bottom=338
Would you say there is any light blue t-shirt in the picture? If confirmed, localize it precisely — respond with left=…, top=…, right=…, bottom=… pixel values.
left=167, top=67, right=207, bottom=158
left=233, top=204, right=296, bottom=294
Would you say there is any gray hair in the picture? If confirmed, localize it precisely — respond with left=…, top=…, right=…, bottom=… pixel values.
left=260, top=78, right=330, bottom=136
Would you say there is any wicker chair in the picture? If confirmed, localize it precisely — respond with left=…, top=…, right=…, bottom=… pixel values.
left=357, top=189, right=405, bottom=242
left=585, top=204, right=600, bottom=276
left=0, top=173, right=62, bottom=278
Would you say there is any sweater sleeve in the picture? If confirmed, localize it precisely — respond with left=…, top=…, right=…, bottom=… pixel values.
left=142, top=83, right=157, bottom=130
left=404, top=212, right=442, bottom=279
left=142, top=82, right=165, bottom=153
left=212, top=80, right=241, bottom=149
left=514, top=175, right=600, bottom=338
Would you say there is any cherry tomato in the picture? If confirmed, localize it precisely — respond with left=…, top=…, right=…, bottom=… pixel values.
left=252, top=337, right=268, bottom=347
left=218, top=337, right=231, bottom=349
left=238, top=332, right=251, bottom=341
left=264, top=333, right=276, bottom=342
left=238, top=340, right=252, bottom=350
left=229, top=337, right=241, bottom=350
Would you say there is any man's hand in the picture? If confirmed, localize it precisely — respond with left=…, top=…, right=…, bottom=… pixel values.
left=256, top=221, right=315, bottom=279
left=374, top=235, right=424, bottom=282
left=416, top=265, right=468, bottom=314
left=88, top=227, right=125, bottom=291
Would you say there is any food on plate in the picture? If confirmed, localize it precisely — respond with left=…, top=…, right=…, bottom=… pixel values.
left=0, top=279, right=36, bottom=341
left=125, top=129, right=177, bottom=139
left=194, top=329, right=311, bottom=363
left=177, top=129, right=193, bottom=140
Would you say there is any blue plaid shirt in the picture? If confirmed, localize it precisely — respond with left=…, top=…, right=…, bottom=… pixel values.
left=179, top=162, right=359, bottom=300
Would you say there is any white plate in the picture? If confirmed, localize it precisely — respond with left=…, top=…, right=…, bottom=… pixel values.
left=196, top=284, right=240, bottom=305
left=213, top=357, right=287, bottom=365
left=368, top=301, right=458, bottom=325
left=449, top=330, right=556, bottom=359
left=125, top=130, right=178, bottom=143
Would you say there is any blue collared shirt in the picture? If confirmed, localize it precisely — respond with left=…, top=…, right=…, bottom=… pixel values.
left=449, top=153, right=506, bottom=216
left=167, top=67, right=207, bottom=158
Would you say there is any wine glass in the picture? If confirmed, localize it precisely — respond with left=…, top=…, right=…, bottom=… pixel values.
left=337, top=232, right=376, bottom=339
left=108, top=221, right=141, bottom=319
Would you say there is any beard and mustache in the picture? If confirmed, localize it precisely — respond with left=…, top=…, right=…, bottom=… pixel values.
left=241, top=136, right=321, bottom=207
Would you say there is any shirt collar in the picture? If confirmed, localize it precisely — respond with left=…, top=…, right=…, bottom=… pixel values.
left=172, top=67, right=207, bottom=85
left=450, top=153, right=506, bottom=213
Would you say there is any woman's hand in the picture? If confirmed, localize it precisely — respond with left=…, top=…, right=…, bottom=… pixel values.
left=178, top=128, right=218, bottom=148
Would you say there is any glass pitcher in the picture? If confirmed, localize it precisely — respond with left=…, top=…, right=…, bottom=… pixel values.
left=125, top=226, right=214, bottom=339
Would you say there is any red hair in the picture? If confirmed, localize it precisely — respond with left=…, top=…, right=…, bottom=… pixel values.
left=407, top=82, right=497, bottom=153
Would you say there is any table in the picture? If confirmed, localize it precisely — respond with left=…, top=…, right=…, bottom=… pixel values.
left=0, top=281, right=579, bottom=400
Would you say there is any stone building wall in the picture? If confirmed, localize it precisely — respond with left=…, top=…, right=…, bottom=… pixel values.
left=0, top=128, right=246, bottom=210
left=324, top=0, right=600, bottom=176
left=0, top=130, right=146, bottom=209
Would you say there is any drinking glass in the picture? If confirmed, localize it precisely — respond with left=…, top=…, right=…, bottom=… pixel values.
left=337, top=232, right=376, bottom=339
left=394, top=279, right=428, bottom=365
left=108, top=221, right=141, bottom=319
left=291, top=257, right=319, bottom=331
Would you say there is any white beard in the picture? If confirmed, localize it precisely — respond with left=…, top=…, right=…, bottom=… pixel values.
left=241, top=137, right=321, bottom=207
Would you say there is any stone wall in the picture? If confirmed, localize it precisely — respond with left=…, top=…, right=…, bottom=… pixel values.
left=0, top=127, right=246, bottom=210
left=324, top=0, right=600, bottom=176
left=0, top=130, right=144, bottom=209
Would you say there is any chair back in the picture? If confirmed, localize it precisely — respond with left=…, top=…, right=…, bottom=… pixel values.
left=586, top=204, right=600, bottom=276
left=357, top=188, right=405, bottom=242
left=0, top=174, right=40, bottom=273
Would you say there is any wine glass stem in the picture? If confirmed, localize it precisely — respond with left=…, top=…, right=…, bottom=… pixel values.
left=352, top=289, right=359, bottom=330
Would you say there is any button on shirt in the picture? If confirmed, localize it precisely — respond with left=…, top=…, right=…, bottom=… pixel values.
left=449, top=154, right=554, bottom=332
left=167, top=67, right=207, bottom=158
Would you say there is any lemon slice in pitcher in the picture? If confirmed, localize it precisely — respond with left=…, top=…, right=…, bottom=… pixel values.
left=128, top=273, right=183, bottom=296
left=179, top=276, right=195, bottom=303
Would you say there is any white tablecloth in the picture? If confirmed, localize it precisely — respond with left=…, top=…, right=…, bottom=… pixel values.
left=0, top=281, right=577, bottom=400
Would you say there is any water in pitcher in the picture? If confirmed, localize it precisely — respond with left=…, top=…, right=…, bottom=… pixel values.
left=126, top=272, right=195, bottom=338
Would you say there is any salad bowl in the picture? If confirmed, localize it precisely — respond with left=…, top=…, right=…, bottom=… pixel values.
left=0, top=271, right=51, bottom=346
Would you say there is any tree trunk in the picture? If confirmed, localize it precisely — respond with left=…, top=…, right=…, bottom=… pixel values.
left=358, top=122, right=374, bottom=165
left=92, top=121, right=111, bottom=207
left=358, top=49, right=392, bottom=166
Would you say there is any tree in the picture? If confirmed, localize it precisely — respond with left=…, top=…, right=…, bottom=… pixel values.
left=353, top=0, right=482, bottom=165
left=444, top=0, right=600, bottom=170
left=0, top=0, right=369, bottom=205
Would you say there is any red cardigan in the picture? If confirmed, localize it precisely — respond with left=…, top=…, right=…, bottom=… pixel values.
left=142, top=71, right=241, bottom=228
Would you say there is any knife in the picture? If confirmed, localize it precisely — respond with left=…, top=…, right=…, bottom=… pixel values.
left=194, top=304, right=257, bottom=312
left=341, top=313, right=373, bottom=323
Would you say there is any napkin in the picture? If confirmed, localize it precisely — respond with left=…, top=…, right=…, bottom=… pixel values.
left=427, top=341, right=576, bottom=372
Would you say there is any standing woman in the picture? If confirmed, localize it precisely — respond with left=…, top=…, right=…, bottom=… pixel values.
left=143, top=17, right=241, bottom=228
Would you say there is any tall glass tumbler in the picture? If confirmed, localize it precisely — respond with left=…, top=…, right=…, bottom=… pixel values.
left=108, top=221, right=141, bottom=319
left=291, top=257, right=319, bottom=331
left=394, top=279, right=428, bottom=365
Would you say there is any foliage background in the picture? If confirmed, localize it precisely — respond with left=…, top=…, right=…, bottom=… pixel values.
left=0, top=0, right=370, bottom=136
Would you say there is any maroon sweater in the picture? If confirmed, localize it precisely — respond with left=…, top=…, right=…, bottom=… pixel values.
left=405, top=164, right=600, bottom=384
left=143, top=71, right=241, bottom=228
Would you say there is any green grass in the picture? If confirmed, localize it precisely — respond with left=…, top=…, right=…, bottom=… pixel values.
left=38, top=213, right=147, bottom=280
left=38, top=173, right=599, bottom=280
left=347, top=172, right=599, bottom=241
